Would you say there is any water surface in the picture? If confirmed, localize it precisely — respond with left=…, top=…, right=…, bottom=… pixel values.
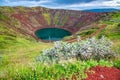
left=35, top=28, right=71, bottom=41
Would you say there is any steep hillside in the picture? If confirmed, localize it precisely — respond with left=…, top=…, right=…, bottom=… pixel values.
left=0, top=6, right=120, bottom=48
left=0, top=6, right=107, bottom=40
left=64, top=11, right=120, bottom=54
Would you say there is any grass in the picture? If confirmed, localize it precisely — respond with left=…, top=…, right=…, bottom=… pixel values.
left=98, top=23, right=120, bottom=39
left=76, top=22, right=83, bottom=27
left=58, top=16, right=68, bottom=26
left=0, top=7, right=120, bottom=79
left=54, top=13, right=59, bottom=25
left=53, top=13, right=68, bottom=26
left=0, top=13, right=9, bottom=21
left=76, top=28, right=97, bottom=37
left=0, top=23, right=53, bottom=78
left=0, top=38, right=53, bottom=79
left=63, top=27, right=98, bottom=40
left=0, top=39, right=52, bottom=67
left=97, top=12, right=120, bottom=55
left=0, top=60, right=114, bottom=79
left=0, top=7, right=15, bottom=13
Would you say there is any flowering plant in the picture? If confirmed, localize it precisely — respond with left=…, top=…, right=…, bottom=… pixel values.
left=36, top=36, right=114, bottom=63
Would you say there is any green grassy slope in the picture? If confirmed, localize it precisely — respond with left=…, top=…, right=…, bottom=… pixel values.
left=0, top=18, right=53, bottom=78
left=63, top=11, right=120, bottom=55
left=0, top=7, right=120, bottom=79
left=98, top=12, right=120, bottom=54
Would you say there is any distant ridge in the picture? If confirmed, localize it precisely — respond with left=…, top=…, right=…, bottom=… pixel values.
left=83, top=8, right=119, bottom=12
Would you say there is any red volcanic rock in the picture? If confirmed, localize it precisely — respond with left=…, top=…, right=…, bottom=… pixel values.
left=85, top=66, right=120, bottom=80
left=0, top=7, right=108, bottom=40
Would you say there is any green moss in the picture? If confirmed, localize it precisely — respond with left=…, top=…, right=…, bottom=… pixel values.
left=0, top=13, right=9, bottom=21
left=43, top=13, right=51, bottom=25
left=54, top=13, right=59, bottom=25
left=0, top=23, right=35, bottom=49
left=76, top=22, right=82, bottom=27
left=97, top=23, right=120, bottom=40
left=17, top=6, right=29, bottom=12
left=63, top=28, right=98, bottom=40
left=0, top=7, right=15, bottom=13
left=53, top=13, right=68, bottom=26
left=76, top=28, right=97, bottom=37
left=114, top=59, right=120, bottom=69
left=103, top=12, right=120, bottom=24
left=111, top=12, right=120, bottom=18
left=59, top=16, right=68, bottom=26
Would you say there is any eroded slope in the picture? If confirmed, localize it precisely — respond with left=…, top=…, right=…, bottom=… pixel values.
left=0, top=6, right=108, bottom=40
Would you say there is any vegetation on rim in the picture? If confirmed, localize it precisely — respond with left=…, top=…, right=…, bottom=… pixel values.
left=0, top=7, right=120, bottom=79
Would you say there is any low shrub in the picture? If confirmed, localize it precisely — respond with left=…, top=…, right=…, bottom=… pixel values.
left=114, top=59, right=120, bottom=69
left=36, top=36, right=115, bottom=64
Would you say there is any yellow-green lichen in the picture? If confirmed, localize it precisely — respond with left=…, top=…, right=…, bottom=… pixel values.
left=43, top=13, right=51, bottom=25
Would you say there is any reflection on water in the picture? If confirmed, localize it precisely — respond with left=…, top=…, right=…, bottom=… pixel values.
left=35, top=28, right=71, bottom=41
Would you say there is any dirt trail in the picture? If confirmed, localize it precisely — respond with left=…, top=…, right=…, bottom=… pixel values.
left=66, top=24, right=107, bottom=43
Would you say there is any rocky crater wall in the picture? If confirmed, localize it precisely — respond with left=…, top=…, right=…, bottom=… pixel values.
left=0, top=7, right=108, bottom=40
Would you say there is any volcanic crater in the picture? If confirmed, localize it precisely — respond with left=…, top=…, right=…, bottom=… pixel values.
left=0, top=7, right=108, bottom=41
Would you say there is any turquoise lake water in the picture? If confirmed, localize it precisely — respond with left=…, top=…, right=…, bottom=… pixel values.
left=35, top=28, right=71, bottom=41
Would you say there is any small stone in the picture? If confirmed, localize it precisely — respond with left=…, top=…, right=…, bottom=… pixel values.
left=100, top=74, right=104, bottom=78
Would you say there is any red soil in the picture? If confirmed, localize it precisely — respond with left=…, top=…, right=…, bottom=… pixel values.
left=85, top=66, right=120, bottom=80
